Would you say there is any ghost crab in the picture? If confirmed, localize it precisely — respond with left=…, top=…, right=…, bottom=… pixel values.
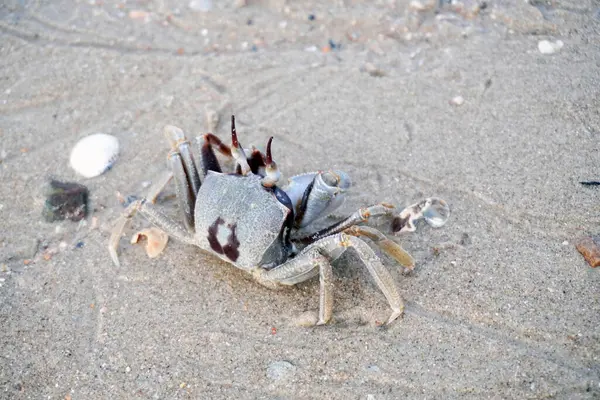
left=109, top=116, right=449, bottom=325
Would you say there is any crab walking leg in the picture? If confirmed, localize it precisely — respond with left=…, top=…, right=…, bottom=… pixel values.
left=168, top=151, right=196, bottom=232
left=145, top=170, right=174, bottom=204
left=344, top=226, right=415, bottom=271
left=341, top=235, right=405, bottom=324
left=253, top=248, right=334, bottom=325
left=197, top=133, right=232, bottom=175
left=164, top=126, right=201, bottom=196
left=256, top=233, right=404, bottom=325
left=108, top=199, right=197, bottom=267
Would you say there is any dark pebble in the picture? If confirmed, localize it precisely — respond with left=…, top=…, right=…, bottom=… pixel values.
left=43, top=180, right=89, bottom=222
left=328, top=39, right=340, bottom=50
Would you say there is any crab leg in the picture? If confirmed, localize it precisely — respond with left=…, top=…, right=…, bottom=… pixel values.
left=344, top=226, right=415, bottom=271
left=198, top=133, right=231, bottom=174
left=253, top=248, right=333, bottom=325
left=254, top=233, right=403, bottom=325
left=168, top=150, right=196, bottom=232
left=164, top=126, right=203, bottom=232
left=108, top=199, right=197, bottom=267
left=164, top=126, right=201, bottom=196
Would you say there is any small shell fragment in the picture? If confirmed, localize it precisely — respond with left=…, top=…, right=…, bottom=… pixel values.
left=70, top=133, right=119, bottom=178
left=538, top=40, right=563, bottom=55
left=450, top=96, right=465, bottom=106
left=131, top=227, right=169, bottom=258
left=575, top=236, right=600, bottom=268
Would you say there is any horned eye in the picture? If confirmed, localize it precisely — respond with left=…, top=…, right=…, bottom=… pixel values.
left=321, top=171, right=339, bottom=187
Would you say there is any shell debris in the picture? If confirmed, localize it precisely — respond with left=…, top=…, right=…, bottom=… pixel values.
left=70, top=133, right=119, bottom=178
left=131, top=227, right=169, bottom=259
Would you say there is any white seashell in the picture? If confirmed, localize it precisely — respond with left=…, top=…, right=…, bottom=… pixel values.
left=538, top=40, right=563, bottom=55
left=450, top=95, right=465, bottom=106
left=70, top=133, right=119, bottom=178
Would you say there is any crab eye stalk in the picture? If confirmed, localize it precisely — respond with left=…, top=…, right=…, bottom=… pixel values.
left=229, top=115, right=251, bottom=175
left=266, top=136, right=273, bottom=165
left=261, top=136, right=281, bottom=188
left=231, top=115, right=240, bottom=148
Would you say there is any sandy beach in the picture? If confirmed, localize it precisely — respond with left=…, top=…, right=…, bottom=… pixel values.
left=1, top=0, right=599, bottom=398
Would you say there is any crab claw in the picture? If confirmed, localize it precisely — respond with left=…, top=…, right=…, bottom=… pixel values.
left=261, top=136, right=281, bottom=187
left=230, top=115, right=251, bottom=175
left=391, top=198, right=450, bottom=234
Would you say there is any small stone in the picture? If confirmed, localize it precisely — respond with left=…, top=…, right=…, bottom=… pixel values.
left=363, top=63, right=386, bottom=77
left=292, top=311, right=318, bottom=327
left=366, top=365, right=380, bottom=373
left=205, top=109, right=219, bottom=132
left=43, top=180, right=89, bottom=222
left=267, top=361, right=296, bottom=380
left=538, top=40, right=563, bottom=55
left=408, top=0, right=435, bottom=12
left=575, top=236, right=600, bottom=268
left=450, top=96, right=465, bottom=106
left=128, top=10, right=149, bottom=20
left=125, top=366, right=131, bottom=373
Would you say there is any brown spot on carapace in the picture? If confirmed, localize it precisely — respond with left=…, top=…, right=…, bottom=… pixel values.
left=223, top=223, right=240, bottom=262
left=391, top=215, right=410, bottom=233
left=207, top=217, right=240, bottom=262
left=207, top=217, right=225, bottom=254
